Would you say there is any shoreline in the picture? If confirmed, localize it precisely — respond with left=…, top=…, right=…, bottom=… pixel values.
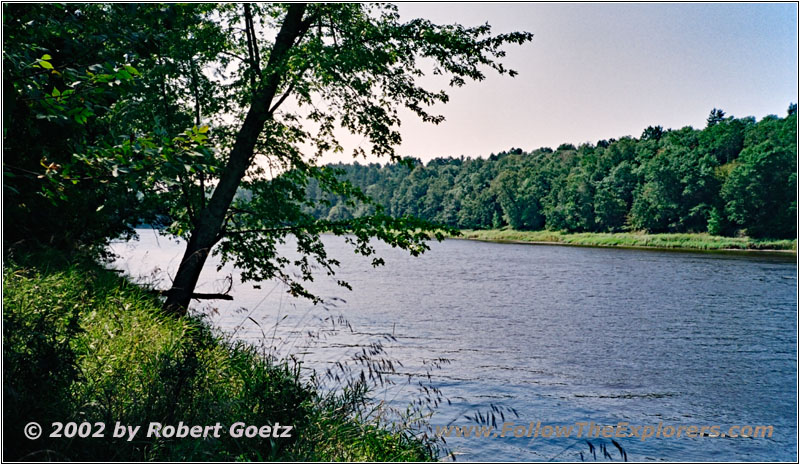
left=454, top=230, right=797, bottom=256
left=4, top=250, right=439, bottom=461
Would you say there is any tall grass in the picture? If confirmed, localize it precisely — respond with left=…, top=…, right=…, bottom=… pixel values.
left=219, top=290, right=459, bottom=460
left=458, top=229, right=796, bottom=252
left=2, top=248, right=439, bottom=461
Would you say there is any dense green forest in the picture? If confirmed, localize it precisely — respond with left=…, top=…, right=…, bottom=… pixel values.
left=305, top=108, right=797, bottom=239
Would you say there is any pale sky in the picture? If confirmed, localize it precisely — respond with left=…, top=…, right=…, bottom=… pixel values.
left=322, top=2, right=798, bottom=163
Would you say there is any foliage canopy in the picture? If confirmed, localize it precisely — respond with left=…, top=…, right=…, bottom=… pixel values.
left=3, top=3, right=533, bottom=311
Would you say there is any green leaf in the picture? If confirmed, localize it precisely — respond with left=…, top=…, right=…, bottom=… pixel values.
left=38, top=60, right=53, bottom=69
left=123, top=64, right=140, bottom=76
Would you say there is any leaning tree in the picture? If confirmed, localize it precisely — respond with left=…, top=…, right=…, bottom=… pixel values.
left=6, top=3, right=533, bottom=314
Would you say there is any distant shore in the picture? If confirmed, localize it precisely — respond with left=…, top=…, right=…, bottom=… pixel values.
left=456, top=229, right=797, bottom=254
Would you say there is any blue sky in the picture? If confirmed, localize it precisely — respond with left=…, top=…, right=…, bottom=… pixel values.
left=326, top=2, right=798, bottom=163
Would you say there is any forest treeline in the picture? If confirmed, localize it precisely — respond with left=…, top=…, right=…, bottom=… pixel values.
left=305, top=108, right=797, bottom=239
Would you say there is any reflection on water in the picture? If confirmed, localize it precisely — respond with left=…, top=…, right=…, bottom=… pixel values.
left=111, top=229, right=797, bottom=462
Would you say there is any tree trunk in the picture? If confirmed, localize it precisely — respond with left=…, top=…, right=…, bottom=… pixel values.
left=164, top=3, right=309, bottom=315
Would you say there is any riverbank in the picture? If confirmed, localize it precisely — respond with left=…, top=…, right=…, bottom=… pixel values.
left=3, top=248, right=438, bottom=461
left=457, top=229, right=797, bottom=253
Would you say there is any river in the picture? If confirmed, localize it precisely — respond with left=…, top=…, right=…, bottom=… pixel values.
left=110, top=229, right=797, bottom=462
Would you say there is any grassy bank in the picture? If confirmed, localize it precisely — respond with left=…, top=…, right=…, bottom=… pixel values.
left=457, top=229, right=796, bottom=252
left=3, top=249, right=438, bottom=461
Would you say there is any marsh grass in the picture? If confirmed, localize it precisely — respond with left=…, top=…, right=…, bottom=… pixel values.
left=459, top=229, right=796, bottom=252
left=2, top=248, right=440, bottom=461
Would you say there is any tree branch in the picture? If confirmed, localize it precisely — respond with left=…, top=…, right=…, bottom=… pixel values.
left=156, top=289, right=233, bottom=301
left=218, top=50, right=248, bottom=62
left=268, top=80, right=296, bottom=114
left=225, top=225, right=305, bottom=236
left=247, top=6, right=262, bottom=73
left=243, top=3, right=260, bottom=91
left=224, top=218, right=360, bottom=237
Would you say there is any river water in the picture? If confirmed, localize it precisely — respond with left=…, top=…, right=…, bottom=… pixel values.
left=110, top=230, right=797, bottom=462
